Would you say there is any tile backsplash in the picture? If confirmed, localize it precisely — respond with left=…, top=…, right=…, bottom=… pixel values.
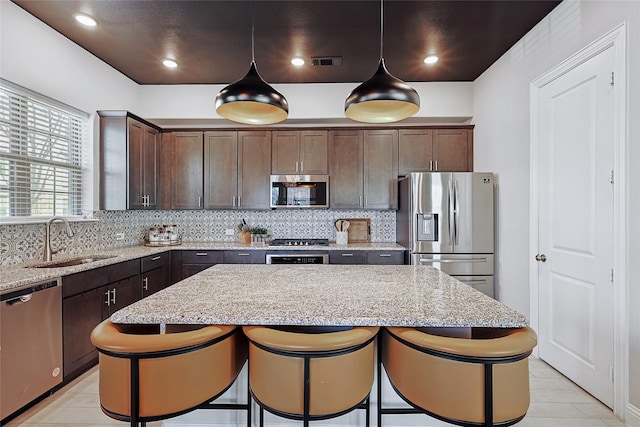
left=0, top=209, right=396, bottom=266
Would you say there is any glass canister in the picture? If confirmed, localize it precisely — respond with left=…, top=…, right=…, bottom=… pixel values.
left=148, top=226, right=162, bottom=244
left=163, top=224, right=178, bottom=243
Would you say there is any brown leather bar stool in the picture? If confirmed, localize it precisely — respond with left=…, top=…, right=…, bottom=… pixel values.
left=242, top=325, right=379, bottom=427
left=379, top=326, right=537, bottom=427
left=90, top=320, right=249, bottom=427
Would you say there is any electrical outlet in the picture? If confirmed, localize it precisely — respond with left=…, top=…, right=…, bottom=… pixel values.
left=225, top=228, right=235, bottom=236
left=115, top=232, right=125, bottom=241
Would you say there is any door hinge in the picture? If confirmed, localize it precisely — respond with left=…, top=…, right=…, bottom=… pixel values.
left=610, top=72, right=614, bottom=87
left=609, top=366, right=615, bottom=382
left=610, top=268, right=614, bottom=283
left=610, top=170, right=614, bottom=184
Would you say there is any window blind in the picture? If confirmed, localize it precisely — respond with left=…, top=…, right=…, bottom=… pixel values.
left=0, top=80, right=87, bottom=218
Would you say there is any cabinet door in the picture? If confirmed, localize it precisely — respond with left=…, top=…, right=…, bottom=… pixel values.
left=433, top=129, right=472, bottom=172
left=103, top=275, right=141, bottom=318
left=329, top=130, right=363, bottom=209
left=329, top=250, right=366, bottom=265
left=204, top=131, right=238, bottom=209
left=127, top=118, right=159, bottom=209
left=170, top=132, right=203, bottom=209
left=364, top=129, right=398, bottom=209
left=238, top=131, right=271, bottom=209
left=142, top=126, right=159, bottom=208
left=223, top=250, right=266, bottom=264
left=299, top=130, right=328, bottom=174
left=63, top=287, right=104, bottom=379
left=142, top=266, right=168, bottom=298
left=398, top=129, right=433, bottom=175
left=271, top=131, right=300, bottom=174
left=127, top=118, right=146, bottom=209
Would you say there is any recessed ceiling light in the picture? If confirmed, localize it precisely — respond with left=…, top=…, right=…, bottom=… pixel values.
left=74, top=14, right=97, bottom=27
left=162, top=59, right=178, bottom=68
left=291, top=57, right=305, bottom=67
left=424, top=55, right=439, bottom=65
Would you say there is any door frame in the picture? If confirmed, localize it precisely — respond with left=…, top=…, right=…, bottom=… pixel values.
left=529, top=22, right=628, bottom=417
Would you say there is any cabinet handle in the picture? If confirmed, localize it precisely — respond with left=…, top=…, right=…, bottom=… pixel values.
left=198, top=196, right=201, bottom=208
left=379, top=254, right=391, bottom=257
left=232, top=196, right=236, bottom=207
left=300, top=161, right=304, bottom=171
left=237, top=253, right=250, bottom=256
left=429, top=160, right=433, bottom=171
left=111, top=289, right=116, bottom=305
left=434, top=160, right=438, bottom=171
left=142, top=277, right=148, bottom=291
left=195, top=252, right=208, bottom=256
left=151, top=256, right=161, bottom=261
left=341, top=253, right=354, bottom=257
left=295, top=161, right=299, bottom=172
left=104, top=290, right=111, bottom=306
left=237, top=196, right=241, bottom=206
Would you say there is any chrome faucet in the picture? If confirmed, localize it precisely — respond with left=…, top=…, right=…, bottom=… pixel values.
left=44, top=216, right=74, bottom=261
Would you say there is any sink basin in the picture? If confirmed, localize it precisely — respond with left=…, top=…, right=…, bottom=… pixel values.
left=30, top=255, right=116, bottom=268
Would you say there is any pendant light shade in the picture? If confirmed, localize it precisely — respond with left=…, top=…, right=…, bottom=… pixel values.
left=345, top=58, right=420, bottom=123
left=215, top=61, right=288, bottom=125
left=345, top=0, right=420, bottom=123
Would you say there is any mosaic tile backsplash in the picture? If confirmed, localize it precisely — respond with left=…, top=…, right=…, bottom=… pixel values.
left=0, top=209, right=397, bottom=266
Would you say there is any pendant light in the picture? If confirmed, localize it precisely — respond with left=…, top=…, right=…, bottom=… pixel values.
left=345, top=0, right=420, bottom=123
left=215, top=12, right=288, bottom=125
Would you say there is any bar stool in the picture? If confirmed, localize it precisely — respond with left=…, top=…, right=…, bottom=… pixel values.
left=379, top=326, right=537, bottom=427
left=242, top=325, right=379, bottom=427
left=90, top=320, right=249, bottom=427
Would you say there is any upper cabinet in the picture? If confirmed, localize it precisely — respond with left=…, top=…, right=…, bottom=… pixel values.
left=204, top=131, right=271, bottom=209
left=329, top=129, right=398, bottom=210
left=160, top=132, right=203, bottom=210
left=398, top=127, right=473, bottom=175
left=271, top=130, right=328, bottom=174
left=99, top=111, right=160, bottom=210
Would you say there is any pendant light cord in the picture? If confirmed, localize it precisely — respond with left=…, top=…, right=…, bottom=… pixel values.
left=380, top=0, right=384, bottom=59
left=251, top=3, right=255, bottom=62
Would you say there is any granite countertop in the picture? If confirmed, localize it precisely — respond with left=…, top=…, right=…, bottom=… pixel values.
left=0, top=242, right=405, bottom=294
left=111, top=264, right=528, bottom=328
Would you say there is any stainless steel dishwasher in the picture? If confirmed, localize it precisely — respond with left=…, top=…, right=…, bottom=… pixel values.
left=1, top=278, right=63, bottom=420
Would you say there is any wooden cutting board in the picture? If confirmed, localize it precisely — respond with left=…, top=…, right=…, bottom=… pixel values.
left=342, top=218, right=371, bottom=242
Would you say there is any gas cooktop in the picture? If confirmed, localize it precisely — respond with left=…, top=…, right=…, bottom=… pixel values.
left=269, top=239, right=329, bottom=247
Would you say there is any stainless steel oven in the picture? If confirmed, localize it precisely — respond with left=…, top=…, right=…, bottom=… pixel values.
left=266, top=253, right=329, bottom=264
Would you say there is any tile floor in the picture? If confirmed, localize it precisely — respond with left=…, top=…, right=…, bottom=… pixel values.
left=4, top=357, right=627, bottom=426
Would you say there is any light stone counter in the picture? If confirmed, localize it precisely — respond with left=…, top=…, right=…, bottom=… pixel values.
left=0, top=242, right=404, bottom=294
left=111, top=264, right=528, bottom=328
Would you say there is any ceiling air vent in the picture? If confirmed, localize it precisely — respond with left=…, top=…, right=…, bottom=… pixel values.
left=311, top=56, right=343, bottom=66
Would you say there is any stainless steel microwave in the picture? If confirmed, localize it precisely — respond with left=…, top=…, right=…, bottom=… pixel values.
left=270, top=175, right=329, bottom=208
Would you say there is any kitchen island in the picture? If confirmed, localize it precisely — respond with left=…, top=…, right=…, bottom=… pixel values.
left=111, top=264, right=527, bottom=328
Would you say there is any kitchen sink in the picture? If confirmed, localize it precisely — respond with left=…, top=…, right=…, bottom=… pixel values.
left=29, top=255, right=116, bottom=268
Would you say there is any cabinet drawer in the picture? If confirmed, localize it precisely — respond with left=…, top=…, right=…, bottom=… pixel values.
left=366, top=251, right=405, bottom=265
left=181, top=250, right=224, bottom=264
left=62, top=259, right=139, bottom=298
left=223, top=250, right=266, bottom=264
left=140, top=251, right=169, bottom=272
left=329, top=251, right=366, bottom=265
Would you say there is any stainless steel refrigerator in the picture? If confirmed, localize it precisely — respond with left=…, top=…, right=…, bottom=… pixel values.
left=397, top=172, right=495, bottom=297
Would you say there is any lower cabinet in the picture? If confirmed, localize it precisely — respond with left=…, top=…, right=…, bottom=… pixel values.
left=180, top=250, right=224, bottom=280
left=329, top=250, right=404, bottom=265
left=223, top=250, right=265, bottom=264
left=61, top=259, right=140, bottom=381
left=141, top=252, right=170, bottom=297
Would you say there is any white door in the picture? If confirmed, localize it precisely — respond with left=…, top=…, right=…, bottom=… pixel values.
left=537, top=46, right=614, bottom=407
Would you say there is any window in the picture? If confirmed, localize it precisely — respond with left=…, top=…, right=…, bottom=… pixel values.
left=0, top=79, right=87, bottom=218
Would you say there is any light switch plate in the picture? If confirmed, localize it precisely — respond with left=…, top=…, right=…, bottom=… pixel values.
left=225, top=228, right=235, bottom=235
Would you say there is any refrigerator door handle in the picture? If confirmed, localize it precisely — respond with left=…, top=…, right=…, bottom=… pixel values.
left=453, top=179, right=460, bottom=245
left=447, top=180, right=455, bottom=245
left=418, top=257, right=488, bottom=264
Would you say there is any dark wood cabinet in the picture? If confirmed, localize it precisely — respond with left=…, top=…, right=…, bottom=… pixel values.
left=141, top=252, right=170, bottom=298
left=399, top=127, right=473, bottom=174
left=329, top=250, right=404, bottom=265
left=99, top=111, right=160, bottom=210
left=203, top=131, right=271, bottom=209
left=364, top=129, right=398, bottom=209
left=329, top=129, right=398, bottom=209
left=223, top=250, right=266, bottom=264
left=180, top=250, right=224, bottom=280
left=62, top=259, right=140, bottom=380
left=272, top=130, right=328, bottom=174
left=161, top=132, right=203, bottom=209
left=365, top=250, right=405, bottom=265
left=328, top=130, right=364, bottom=209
